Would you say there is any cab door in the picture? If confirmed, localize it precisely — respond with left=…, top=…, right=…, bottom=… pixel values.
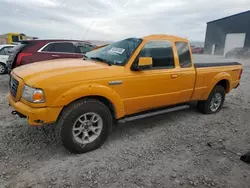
left=174, top=41, right=196, bottom=102
left=112, top=40, right=182, bottom=115
left=37, top=42, right=78, bottom=61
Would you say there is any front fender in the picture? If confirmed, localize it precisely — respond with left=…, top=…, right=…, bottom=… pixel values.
left=52, top=84, right=125, bottom=118
left=203, top=72, right=232, bottom=99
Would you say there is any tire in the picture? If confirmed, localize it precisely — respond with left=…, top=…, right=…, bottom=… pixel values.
left=56, top=99, right=113, bottom=154
left=0, top=63, right=7, bottom=75
left=197, top=85, right=225, bottom=114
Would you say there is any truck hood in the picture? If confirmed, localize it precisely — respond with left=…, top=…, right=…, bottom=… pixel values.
left=13, top=58, right=112, bottom=86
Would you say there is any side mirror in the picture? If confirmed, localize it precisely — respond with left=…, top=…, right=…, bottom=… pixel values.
left=133, top=57, right=152, bottom=71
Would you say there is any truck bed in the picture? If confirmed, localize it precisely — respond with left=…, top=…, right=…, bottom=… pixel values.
left=193, top=54, right=241, bottom=68
left=191, top=55, right=242, bottom=101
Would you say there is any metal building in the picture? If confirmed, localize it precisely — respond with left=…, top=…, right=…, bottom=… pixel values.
left=204, top=10, right=250, bottom=56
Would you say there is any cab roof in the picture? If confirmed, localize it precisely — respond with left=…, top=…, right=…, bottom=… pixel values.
left=142, top=34, right=188, bottom=42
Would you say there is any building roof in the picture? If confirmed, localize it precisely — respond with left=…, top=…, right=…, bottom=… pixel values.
left=207, top=9, right=250, bottom=24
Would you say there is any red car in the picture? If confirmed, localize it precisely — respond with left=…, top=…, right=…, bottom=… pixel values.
left=191, top=47, right=204, bottom=54
left=6, top=39, right=97, bottom=73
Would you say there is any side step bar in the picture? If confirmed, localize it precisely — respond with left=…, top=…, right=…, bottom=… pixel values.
left=118, top=105, right=190, bottom=123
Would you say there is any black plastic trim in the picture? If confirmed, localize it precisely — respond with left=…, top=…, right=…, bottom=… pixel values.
left=12, top=111, right=26, bottom=118
left=194, top=62, right=241, bottom=68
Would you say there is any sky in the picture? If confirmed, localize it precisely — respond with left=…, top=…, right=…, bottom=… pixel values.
left=0, top=0, right=250, bottom=42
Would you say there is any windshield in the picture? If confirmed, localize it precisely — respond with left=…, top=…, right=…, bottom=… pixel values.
left=85, top=38, right=142, bottom=66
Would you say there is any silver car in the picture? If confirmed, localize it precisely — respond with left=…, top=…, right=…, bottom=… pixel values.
left=0, top=44, right=16, bottom=74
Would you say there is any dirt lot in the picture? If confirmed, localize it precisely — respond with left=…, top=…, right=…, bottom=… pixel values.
left=0, top=57, right=250, bottom=188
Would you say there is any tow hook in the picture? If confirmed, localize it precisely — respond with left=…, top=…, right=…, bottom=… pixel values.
left=11, top=111, right=17, bottom=115
left=34, top=119, right=44, bottom=124
left=12, top=111, right=26, bottom=118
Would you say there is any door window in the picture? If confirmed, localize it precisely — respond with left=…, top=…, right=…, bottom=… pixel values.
left=136, top=40, right=175, bottom=69
left=42, top=42, right=76, bottom=53
left=12, top=36, right=19, bottom=42
left=175, top=42, right=192, bottom=68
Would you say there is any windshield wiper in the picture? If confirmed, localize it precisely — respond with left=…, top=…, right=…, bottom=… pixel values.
left=90, top=57, right=112, bottom=66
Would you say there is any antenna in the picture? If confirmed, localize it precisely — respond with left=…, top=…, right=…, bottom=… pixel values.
left=83, top=21, right=95, bottom=40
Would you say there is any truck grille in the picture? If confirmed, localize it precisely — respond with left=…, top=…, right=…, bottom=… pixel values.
left=10, top=76, right=19, bottom=98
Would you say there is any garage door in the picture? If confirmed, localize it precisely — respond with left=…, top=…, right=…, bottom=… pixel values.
left=224, top=33, right=246, bottom=56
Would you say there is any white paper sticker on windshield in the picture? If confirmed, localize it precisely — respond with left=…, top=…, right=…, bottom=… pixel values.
left=109, top=47, right=125, bottom=54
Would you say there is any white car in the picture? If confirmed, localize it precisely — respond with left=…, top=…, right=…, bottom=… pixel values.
left=0, top=44, right=16, bottom=74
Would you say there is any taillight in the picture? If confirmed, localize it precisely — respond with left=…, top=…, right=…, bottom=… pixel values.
left=239, top=69, right=243, bottom=79
left=16, top=53, right=32, bottom=66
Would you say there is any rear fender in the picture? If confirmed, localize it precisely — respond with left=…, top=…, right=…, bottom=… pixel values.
left=52, top=84, right=125, bottom=118
left=202, top=72, right=232, bottom=100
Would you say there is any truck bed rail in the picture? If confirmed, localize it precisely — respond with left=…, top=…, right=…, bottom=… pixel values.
left=194, top=62, right=241, bottom=68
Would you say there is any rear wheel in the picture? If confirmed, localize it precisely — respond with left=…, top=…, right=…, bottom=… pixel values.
left=56, top=99, right=113, bottom=154
left=0, top=63, right=6, bottom=75
left=198, top=85, right=225, bottom=114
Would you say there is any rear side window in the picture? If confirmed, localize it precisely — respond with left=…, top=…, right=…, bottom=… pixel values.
left=175, top=42, right=192, bottom=68
left=0, top=46, right=14, bottom=55
left=0, top=48, right=6, bottom=55
left=137, top=40, right=175, bottom=69
left=42, top=42, right=76, bottom=53
left=41, top=43, right=53, bottom=52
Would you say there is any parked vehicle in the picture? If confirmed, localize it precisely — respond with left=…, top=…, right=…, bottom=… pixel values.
left=0, top=33, right=36, bottom=44
left=6, top=39, right=97, bottom=73
left=191, top=46, right=204, bottom=54
left=0, top=44, right=16, bottom=74
left=225, top=47, right=250, bottom=59
left=8, top=34, right=242, bottom=154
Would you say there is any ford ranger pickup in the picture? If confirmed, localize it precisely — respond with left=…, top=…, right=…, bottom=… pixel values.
left=8, top=34, right=243, bottom=153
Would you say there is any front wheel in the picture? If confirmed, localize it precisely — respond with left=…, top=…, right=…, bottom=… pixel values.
left=56, top=99, right=113, bottom=154
left=197, top=85, right=225, bottom=114
left=0, top=63, right=7, bottom=75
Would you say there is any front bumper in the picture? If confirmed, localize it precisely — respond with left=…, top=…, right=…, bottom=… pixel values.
left=8, top=93, right=62, bottom=126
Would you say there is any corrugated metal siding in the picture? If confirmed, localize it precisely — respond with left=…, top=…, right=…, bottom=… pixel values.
left=204, top=11, right=250, bottom=55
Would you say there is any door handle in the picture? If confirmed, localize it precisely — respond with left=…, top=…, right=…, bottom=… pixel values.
left=171, top=74, right=178, bottom=79
left=51, top=55, right=60, bottom=58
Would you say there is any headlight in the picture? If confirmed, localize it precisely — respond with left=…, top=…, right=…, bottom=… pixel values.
left=22, top=85, right=45, bottom=103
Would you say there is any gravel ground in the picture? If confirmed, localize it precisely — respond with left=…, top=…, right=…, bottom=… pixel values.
left=0, top=56, right=250, bottom=188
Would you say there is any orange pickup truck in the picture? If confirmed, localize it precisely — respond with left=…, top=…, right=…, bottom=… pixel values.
left=8, top=34, right=243, bottom=153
